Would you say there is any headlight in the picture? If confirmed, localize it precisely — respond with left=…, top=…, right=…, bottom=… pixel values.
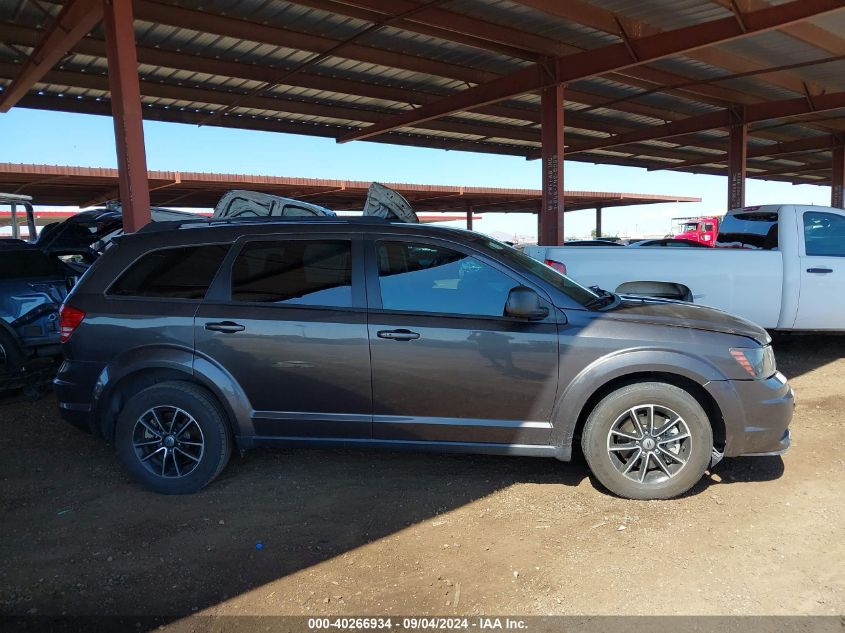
left=730, top=345, right=776, bottom=379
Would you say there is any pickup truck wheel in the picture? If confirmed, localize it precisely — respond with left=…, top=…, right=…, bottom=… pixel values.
left=114, top=381, right=231, bottom=494
left=581, top=382, right=712, bottom=500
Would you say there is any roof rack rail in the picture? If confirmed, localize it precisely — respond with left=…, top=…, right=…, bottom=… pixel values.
left=135, top=214, right=394, bottom=234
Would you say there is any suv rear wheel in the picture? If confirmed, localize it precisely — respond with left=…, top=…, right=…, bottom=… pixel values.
left=581, top=382, right=712, bottom=500
left=114, top=381, right=231, bottom=494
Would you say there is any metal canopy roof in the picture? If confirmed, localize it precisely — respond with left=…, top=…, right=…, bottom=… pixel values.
left=1, top=0, right=845, bottom=186
left=0, top=162, right=699, bottom=212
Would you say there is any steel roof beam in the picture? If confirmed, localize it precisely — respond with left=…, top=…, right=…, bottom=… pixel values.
left=295, top=0, right=760, bottom=110
left=0, top=0, right=101, bottom=112
left=1, top=21, right=768, bottom=137
left=663, top=134, right=842, bottom=170
left=514, top=0, right=827, bottom=106
left=336, top=0, right=843, bottom=143
left=0, top=24, right=549, bottom=126
left=560, top=89, right=845, bottom=156
left=132, top=0, right=497, bottom=86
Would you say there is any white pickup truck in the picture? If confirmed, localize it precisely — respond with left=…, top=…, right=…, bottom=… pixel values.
left=525, top=204, right=845, bottom=330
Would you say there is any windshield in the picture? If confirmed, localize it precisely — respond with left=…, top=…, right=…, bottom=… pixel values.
left=479, top=238, right=599, bottom=307
left=681, top=222, right=699, bottom=232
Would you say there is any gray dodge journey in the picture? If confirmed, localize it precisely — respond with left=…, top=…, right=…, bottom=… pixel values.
left=55, top=217, right=793, bottom=499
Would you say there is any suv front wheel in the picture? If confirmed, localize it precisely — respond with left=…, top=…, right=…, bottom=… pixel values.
left=581, top=382, right=713, bottom=500
left=114, top=381, right=232, bottom=494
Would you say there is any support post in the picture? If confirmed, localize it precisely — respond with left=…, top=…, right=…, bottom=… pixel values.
left=728, top=120, right=747, bottom=210
left=103, top=0, right=150, bottom=232
left=466, top=203, right=474, bottom=231
left=595, top=206, right=603, bottom=238
left=832, top=146, right=844, bottom=209
left=540, top=84, right=565, bottom=245
left=10, top=203, right=18, bottom=240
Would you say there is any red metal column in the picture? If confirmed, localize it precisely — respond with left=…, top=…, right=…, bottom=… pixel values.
left=727, top=120, right=747, bottom=210
left=540, top=84, right=564, bottom=245
left=102, top=0, right=150, bottom=232
left=832, top=146, right=845, bottom=209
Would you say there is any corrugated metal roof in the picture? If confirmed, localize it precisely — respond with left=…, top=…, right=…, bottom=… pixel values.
left=1, top=0, right=844, bottom=186
left=0, top=162, right=700, bottom=210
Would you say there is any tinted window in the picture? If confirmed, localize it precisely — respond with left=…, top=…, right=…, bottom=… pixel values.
left=0, top=250, right=64, bottom=279
left=377, top=241, right=519, bottom=316
left=477, top=238, right=598, bottom=307
left=715, top=211, right=779, bottom=250
left=109, top=244, right=229, bottom=299
left=231, top=240, right=352, bottom=307
left=804, top=212, right=845, bottom=257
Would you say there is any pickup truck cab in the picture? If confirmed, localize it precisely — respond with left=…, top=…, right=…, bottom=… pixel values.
left=527, top=204, right=845, bottom=331
left=674, top=215, right=720, bottom=246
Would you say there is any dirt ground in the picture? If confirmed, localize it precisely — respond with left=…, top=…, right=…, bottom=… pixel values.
left=1, top=335, right=843, bottom=626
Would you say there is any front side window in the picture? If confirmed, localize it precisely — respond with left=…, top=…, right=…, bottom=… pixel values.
left=476, top=237, right=598, bottom=307
left=376, top=241, right=519, bottom=317
left=804, top=212, right=845, bottom=257
left=109, top=244, right=229, bottom=299
left=231, top=240, right=352, bottom=307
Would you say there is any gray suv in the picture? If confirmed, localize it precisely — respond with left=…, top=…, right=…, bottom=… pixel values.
left=55, top=218, right=793, bottom=499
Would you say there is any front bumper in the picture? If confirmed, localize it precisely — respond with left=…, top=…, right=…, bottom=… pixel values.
left=705, top=371, right=794, bottom=457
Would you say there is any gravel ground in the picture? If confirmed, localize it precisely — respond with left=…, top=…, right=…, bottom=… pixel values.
left=1, top=334, right=843, bottom=625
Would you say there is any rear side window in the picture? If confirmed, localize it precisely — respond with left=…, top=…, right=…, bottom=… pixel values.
left=804, top=211, right=845, bottom=256
left=109, top=244, right=229, bottom=299
left=715, top=211, right=779, bottom=250
left=230, top=240, right=352, bottom=307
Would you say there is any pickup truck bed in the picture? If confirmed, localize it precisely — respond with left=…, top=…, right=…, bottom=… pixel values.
left=526, top=204, right=845, bottom=331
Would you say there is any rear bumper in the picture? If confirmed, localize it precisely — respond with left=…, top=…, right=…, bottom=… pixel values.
left=705, top=371, right=794, bottom=457
left=53, top=359, right=103, bottom=435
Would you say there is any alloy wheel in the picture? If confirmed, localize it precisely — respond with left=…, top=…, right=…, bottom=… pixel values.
left=132, top=406, right=205, bottom=478
left=606, top=404, right=692, bottom=484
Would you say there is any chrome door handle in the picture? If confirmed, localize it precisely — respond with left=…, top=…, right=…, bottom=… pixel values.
left=205, top=321, right=245, bottom=333
left=806, top=267, right=833, bottom=274
left=377, top=329, right=420, bottom=341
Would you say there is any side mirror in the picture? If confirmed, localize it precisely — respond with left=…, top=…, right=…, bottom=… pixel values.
left=505, top=286, right=549, bottom=320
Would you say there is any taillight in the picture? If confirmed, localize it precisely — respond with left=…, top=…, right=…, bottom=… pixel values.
left=544, top=259, right=567, bottom=275
left=59, top=305, right=86, bottom=343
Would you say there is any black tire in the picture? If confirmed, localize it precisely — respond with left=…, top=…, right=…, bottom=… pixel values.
left=581, top=382, right=712, bottom=500
left=0, top=328, right=27, bottom=393
left=114, top=381, right=232, bottom=494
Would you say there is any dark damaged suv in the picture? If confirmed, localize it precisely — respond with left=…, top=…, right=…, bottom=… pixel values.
left=55, top=218, right=793, bottom=499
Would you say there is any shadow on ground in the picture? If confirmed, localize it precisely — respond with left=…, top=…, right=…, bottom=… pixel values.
left=0, top=337, right=818, bottom=625
left=770, top=332, right=845, bottom=379
left=1, top=397, right=587, bottom=621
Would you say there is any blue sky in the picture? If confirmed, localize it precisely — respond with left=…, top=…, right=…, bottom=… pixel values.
left=0, top=108, right=833, bottom=240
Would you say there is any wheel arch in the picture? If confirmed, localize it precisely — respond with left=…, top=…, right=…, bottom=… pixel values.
left=551, top=350, right=727, bottom=455
left=92, top=347, right=250, bottom=442
left=568, top=371, right=726, bottom=459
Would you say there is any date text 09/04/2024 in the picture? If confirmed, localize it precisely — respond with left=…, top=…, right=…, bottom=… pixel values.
left=307, top=617, right=528, bottom=630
